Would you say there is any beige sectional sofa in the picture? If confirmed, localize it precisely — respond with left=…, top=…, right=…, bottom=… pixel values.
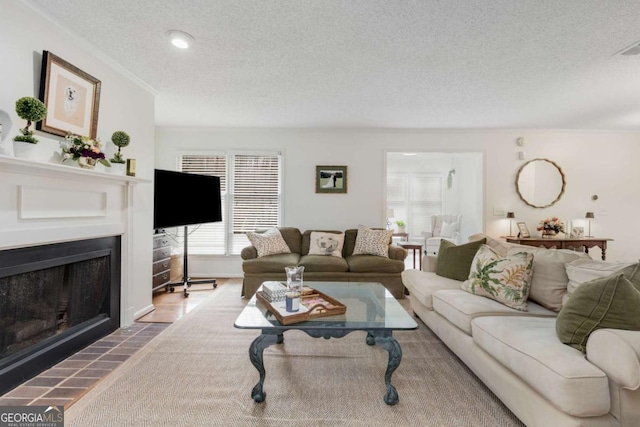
left=402, top=235, right=640, bottom=427
left=241, top=227, right=407, bottom=299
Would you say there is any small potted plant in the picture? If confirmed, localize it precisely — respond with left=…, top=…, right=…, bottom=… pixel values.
left=110, top=131, right=130, bottom=164
left=395, top=220, right=406, bottom=233
left=13, top=97, right=47, bottom=144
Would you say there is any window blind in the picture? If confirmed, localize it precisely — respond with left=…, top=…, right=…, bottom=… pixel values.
left=180, top=155, right=227, bottom=255
left=179, top=152, right=281, bottom=255
left=387, top=174, right=443, bottom=236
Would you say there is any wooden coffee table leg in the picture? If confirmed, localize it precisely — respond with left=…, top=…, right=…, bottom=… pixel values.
left=372, top=331, right=402, bottom=405
left=249, top=332, right=280, bottom=402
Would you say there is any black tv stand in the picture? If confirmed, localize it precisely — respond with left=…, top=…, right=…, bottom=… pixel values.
left=168, top=225, right=217, bottom=297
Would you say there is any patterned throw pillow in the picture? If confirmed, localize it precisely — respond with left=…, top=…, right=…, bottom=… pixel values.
left=246, top=228, right=291, bottom=258
left=461, top=244, right=534, bottom=311
left=352, top=225, right=392, bottom=257
left=308, top=232, right=345, bottom=257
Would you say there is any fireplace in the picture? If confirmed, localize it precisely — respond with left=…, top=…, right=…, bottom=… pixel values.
left=0, top=236, right=121, bottom=394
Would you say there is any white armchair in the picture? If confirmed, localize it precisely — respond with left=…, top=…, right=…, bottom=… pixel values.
left=422, top=214, right=462, bottom=255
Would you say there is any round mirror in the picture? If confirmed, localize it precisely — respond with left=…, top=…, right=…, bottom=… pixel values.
left=515, top=158, right=566, bottom=208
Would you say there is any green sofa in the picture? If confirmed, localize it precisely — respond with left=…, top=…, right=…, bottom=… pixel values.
left=241, top=227, right=408, bottom=299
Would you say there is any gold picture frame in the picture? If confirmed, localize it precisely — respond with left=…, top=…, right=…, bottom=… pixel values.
left=37, top=51, right=101, bottom=139
left=315, top=165, right=347, bottom=193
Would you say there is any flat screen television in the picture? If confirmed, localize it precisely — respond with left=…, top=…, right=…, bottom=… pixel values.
left=153, top=169, right=222, bottom=230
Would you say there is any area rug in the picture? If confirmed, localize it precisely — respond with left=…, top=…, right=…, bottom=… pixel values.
left=66, top=284, right=523, bottom=426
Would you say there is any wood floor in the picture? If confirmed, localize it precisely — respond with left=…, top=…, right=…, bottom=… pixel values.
left=139, top=278, right=242, bottom=323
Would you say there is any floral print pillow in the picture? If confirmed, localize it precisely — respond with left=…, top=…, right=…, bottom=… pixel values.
left=461, top=244, right=534, bottom=311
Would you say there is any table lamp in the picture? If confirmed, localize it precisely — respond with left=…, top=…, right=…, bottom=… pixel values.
left=585, top=212, right=594, bottom=237
left=386, top=208, right=395, bottom=230
left=506, top=212, right=515, bottom=237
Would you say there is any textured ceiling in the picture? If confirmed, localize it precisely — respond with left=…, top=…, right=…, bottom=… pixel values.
left=23, top=0, right=640, bottom=129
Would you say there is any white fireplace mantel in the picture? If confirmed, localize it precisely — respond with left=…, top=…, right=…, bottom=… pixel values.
left=0, top=155, right=151, bottom=326
left=0, top=155, right=147, bottom=186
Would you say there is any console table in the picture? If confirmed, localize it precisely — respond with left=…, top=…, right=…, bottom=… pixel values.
left=504, top=237, right=613, bottom=260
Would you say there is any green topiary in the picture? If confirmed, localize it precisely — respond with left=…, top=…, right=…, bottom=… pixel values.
left=110, top=131, right=130, bottom=164
left=14, top=97, right=47, bottom=144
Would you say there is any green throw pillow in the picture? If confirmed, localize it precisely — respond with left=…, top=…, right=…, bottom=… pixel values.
left=435, top=238, right=486, bottom=281
left=556, top=266, right=640, bottom=353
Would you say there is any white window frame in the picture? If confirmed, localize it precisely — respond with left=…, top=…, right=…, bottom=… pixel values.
left=176, top=150, right=283, bottom=256
left=387, top=173, right=445, bottom=237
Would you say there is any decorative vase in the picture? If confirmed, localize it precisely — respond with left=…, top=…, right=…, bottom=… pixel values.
left=397, top=225, right=406, bottom=234
left=13, top=141, right=38, bottom=160
left=78, top=157, right=97, bottom=169
left=542, top=229, right=557, bottom=238
left=109, top=162, right=126, bottom=174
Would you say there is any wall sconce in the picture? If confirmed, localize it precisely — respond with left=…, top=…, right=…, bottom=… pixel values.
left=506, top=212, right=515, bottom=237
left=585, top=212, right=595, bottom=237
left=386, top=208, right=395, bottom=230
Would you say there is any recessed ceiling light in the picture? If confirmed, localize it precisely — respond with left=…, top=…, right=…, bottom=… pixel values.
left=166, top=30, right=195, bottom=49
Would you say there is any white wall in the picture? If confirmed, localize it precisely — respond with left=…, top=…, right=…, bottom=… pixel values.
left=1, top=0, right=156, bottom=325
left=156, top=128, right=640, bottom=277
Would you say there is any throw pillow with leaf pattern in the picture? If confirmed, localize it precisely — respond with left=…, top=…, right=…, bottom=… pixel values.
left=461, top=244, right=534, bottom=311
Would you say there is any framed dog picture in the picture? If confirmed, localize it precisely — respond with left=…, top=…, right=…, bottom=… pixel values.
left=572, top=226, right=584, bottom=239
left=517, top=222, right=531, bottom=238
left=316, top=165, right=347, bottom=193
left=38, top=51, right=101, bottom=139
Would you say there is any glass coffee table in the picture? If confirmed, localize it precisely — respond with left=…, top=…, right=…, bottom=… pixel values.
left=234, top=281, right=418, bottom=405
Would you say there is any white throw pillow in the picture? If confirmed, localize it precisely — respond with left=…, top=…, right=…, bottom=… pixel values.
left=246, top=228, right=291, bottom=258
left=440, top=221, right=456, bottom=238
left=352, top=225, right=392, bottom=257
left=563, top=259, right=634, bottom=304
left=308, top=232, right=345, bottom=257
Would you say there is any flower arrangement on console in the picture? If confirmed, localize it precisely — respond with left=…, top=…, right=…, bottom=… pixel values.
left=61, top=132, right=111, bottom=169
left=536, top=217, right=565, bottom=236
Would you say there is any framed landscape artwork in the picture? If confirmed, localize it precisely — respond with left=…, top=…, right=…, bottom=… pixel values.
left=517, top=222, right=530, bottom=238
left=37, top=51, right=101, bottom=139
left=315, top=166, right=347, bottom=193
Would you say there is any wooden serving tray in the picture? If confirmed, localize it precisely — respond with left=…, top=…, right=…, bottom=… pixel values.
left=255, top=287, right=347, bottom=325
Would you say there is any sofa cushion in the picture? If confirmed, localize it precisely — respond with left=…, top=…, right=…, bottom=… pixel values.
left=556, top=271, right=640, bottom=353
left=347, top=255, right=405, bottom=273
left=564, top=259, right=634, bottom=303
left=440, top=221, right=456, bottom=238
left=472, top=316, right=610, bottom=417
left=468, top=233, right=511, bottom=257
left=462, top=245, right=534, bottom=311
left=507, top=246, right=587, bottom=311
left=299, top=255, right=349, bottom=273
left=435, top=238, right=486, bottom=281
left=352, top=225, right=393, bottom=257
left=242, top=253, right=301, bottom=274
left=301, top=230, right=343, bottom=256
left=278, top=227, right=303, bottom=254
left=433, top=289, right=555, bottom=335
left=401, top=270, right=461, bottom=309
left=308, top=231, right=345, bottom=257
left=247, top=228, right=292, bottom=257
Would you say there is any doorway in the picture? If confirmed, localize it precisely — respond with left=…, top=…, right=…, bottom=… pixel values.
left=386, top=151, right=483, bottom=243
